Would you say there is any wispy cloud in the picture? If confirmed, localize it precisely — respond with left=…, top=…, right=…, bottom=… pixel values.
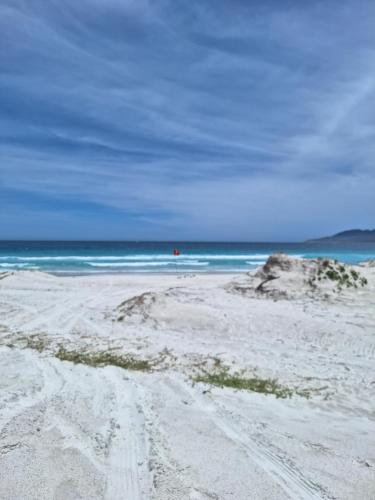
left=1, top=0, right=374, bottom=240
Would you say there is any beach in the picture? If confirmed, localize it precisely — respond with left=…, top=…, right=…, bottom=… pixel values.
left=1, top=258, right=375, bottom=499
left=3, top=0, right=375, bottom=497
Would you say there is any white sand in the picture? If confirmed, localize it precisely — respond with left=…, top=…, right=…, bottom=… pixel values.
left=0, top=261, right=375, bottom=499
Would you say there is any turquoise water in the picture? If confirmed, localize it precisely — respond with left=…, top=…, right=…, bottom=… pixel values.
left=0, top=241, right=374, bottom=274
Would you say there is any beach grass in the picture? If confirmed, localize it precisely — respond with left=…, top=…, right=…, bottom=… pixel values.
left=195, top=362, right=310, bottom=399
left=3, top=335, right=153, bottom=372
left=54, top=346, right=152, bottom=371
left=24, top=335, right=49, bottom=353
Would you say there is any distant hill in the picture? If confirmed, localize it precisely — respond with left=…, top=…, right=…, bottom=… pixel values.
left=307, top=229, right=375, bottom=243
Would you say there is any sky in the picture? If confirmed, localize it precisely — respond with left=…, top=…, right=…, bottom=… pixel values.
left=1, top=0, right=374, bottom=241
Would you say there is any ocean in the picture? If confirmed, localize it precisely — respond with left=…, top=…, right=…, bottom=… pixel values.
left=0, top=241, right=375, bottom=274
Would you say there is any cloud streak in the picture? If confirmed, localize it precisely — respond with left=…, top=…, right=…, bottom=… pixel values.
left=1, top=0, right=374, bottom=240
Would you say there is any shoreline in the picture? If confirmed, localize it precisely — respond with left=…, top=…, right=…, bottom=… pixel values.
left=2, top=242, right=375, bottom=279
left=50, top=269, right=247, bottom=277
left=2, top=254, right=375, bottom=278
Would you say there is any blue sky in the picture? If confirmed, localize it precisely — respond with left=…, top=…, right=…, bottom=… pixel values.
left=1, top=0, right=374, bottom=241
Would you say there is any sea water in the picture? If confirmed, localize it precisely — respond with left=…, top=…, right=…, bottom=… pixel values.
left=0, top=241, right=374, bottom=274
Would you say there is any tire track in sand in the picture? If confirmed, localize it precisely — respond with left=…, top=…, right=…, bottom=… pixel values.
left=103, top=370, right=151, bottom=500
left=164, top=376, right=331, bottom=500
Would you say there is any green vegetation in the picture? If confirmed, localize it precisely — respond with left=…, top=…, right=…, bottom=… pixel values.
left=24, top=335, right=49, bottom=353
left=3, top=334, right=50, bottom=352
left=3, top=335, right=153, bottom=372
left=194, top=363, right=309, bottom=399
left=55, top=347, right=152, bottom=371
left=316, top=260, right=367, bottom=290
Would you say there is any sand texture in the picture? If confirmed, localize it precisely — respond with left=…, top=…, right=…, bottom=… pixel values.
left=0, top=256, right=375, bottom=499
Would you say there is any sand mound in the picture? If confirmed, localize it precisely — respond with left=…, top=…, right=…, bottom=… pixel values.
left=115, top=288, right=226, bottom=331
left=116, top=292, right=159, bottom=323
left=227, top=253, right=368, bottom=300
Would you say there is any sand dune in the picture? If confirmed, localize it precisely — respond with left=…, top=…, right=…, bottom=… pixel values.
left=1, top=259, right=375, bottom=499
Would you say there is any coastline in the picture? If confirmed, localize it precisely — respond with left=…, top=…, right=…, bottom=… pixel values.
left=2, top=240, right=375, bottom=276
left=1, top=259, right=375, bottom=499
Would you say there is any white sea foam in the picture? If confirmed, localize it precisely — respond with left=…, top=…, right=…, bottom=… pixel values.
left=0, top=262, right=29, bottom=267
left=86, top=260, right=209, bottom=267
left=0, top=253, right=278, bottom=261
left=0, top=263, right=36, bottom=268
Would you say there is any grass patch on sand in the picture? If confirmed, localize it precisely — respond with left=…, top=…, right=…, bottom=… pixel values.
left=3, top=334, right=154, bottom=372
left=24, top=335, right=50, bottom=353
left=3, top=334, right=50, bottom=353
left=194, top=363, right=310, bottom=399
left=55, top=346, right=152, bottom=372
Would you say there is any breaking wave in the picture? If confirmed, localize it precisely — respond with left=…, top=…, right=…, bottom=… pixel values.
left=86, top=260, right=210, bottom=267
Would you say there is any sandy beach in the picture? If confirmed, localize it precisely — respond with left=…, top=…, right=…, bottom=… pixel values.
left=1, top=256, right=375, bottom=499
left=3, top=0, right=375, bottom=497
